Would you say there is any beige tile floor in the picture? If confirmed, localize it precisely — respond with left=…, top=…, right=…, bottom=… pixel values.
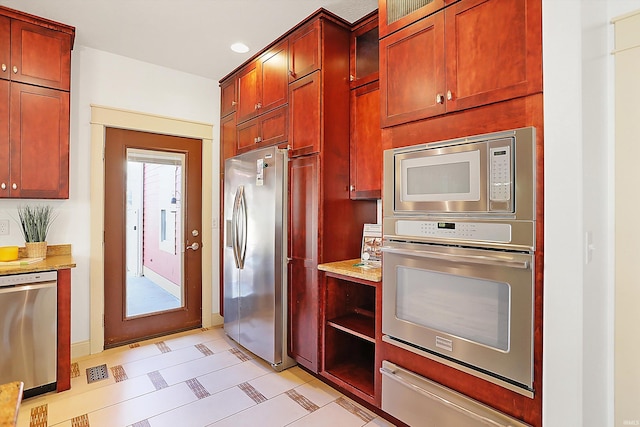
left=17, top=327, right=395, bottom=427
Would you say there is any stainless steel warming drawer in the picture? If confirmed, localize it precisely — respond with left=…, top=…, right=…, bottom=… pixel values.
left=381, top=361, right=532, bottom=427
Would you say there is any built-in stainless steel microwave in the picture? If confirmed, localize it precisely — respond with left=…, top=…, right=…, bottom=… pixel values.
left=383, top=127, right=536, bottom=251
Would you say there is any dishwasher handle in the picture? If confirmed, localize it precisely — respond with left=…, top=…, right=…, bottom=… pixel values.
left=0, top=281, right=57, bottom=294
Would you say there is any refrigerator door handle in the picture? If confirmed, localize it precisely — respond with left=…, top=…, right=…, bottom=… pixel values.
left=231, top=186, right=242, bottom=268
left=237, top=185, right=248, bottom=269
left=232, top=185, right=247, bottom=269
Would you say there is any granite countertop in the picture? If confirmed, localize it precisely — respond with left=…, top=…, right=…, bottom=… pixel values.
left=0, top=382, right=23, bottom=426
left=317, top=258, right=382, bottom=282
left=0, top=244, right=76, bottom=275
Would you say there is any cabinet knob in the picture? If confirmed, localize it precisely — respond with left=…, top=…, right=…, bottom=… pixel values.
left=447, top=90, right=453, bottom=101
left=349, top=74, right=355, bottom=82
left=256, top=136, right=262, bottom=143
left=256, top=102, right=262, bottom=110
left=231, top=101, right=237, bottom=106
left=12, top=66, right=18, bottom=74
left=1, top=183, right=6, bottom=190
left=436, top=93, right=444, bottom=104
left=12, top=183, right=17, bottom=190
left=1, top=64, right=6, bottom=72
left=350, top=185, right=355, bottom=191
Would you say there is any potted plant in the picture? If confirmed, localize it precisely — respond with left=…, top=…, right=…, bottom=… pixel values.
left=17, top=205, right=56, bottom=258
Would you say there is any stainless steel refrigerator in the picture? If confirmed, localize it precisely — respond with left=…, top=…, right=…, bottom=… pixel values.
left=223, top=146, right=296, bottom=371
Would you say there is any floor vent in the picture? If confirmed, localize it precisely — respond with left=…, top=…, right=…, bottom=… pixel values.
left=86, top=364, right=109, bottom=383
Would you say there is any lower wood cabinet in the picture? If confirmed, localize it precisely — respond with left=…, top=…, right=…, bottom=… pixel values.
left=318, top=264, right=382, bottom=407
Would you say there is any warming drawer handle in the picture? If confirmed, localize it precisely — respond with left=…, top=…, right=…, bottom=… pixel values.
left=380, top=366, right=513, bottom=427
left=380, top=246, right=530, bottom=269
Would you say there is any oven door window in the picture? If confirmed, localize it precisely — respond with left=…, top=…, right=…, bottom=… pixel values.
left=396, top=267, right=510, bottom=352
left=400, top=150, right=480, bottom=202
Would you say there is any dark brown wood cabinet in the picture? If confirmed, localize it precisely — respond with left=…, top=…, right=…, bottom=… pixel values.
left=350, top=81, right=381, bottom=200
left=236, top=41, right=288, bottom=124
left=380, top=0, right=542, bottom=128
left=0, top=6, right=73, bottom=199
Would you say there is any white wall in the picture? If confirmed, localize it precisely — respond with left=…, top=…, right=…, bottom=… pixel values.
left=0, top=46, right=219, bottom=345
left=543, top=1, right=640, bottom=426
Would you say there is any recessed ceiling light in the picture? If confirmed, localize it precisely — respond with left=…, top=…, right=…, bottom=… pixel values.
left=230, top=42, right=249, bottom=53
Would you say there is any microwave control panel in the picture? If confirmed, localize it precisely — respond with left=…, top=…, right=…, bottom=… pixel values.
left=395, top=220, right=512, bottom=243
left=489, top=144, right=512, bottom=203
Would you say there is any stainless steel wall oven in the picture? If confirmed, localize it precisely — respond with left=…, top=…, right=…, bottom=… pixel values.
left=382, top=127, right=536, bottom=397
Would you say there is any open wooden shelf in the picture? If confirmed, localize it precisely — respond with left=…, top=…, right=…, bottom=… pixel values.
left=327, top=312, right=375, bottom=342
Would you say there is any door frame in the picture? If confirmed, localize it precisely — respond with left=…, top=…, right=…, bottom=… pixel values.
left=89, top=105, right=214, bottom=355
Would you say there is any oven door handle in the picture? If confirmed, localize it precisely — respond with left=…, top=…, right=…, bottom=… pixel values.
left=381, top=246, right=530, bottom=269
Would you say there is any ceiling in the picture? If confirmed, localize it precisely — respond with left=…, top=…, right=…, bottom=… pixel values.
left=0, top=0, right=378, bottom=82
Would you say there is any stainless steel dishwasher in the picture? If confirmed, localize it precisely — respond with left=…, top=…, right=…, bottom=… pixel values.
left=0, top=271, right=57, bottom=398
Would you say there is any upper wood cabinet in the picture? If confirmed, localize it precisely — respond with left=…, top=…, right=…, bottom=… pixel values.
left=0, top=6, right=74, bottom=199
left=5, top=82, right=70, bottom=198
left=236, top=40, right=288, bottom=124
left=350, top=11, right=379, bottom=89
left=379, top=0, right=445, bottom=38
left=288, top=71, right=321, bottom=155
left=380, top=0, right=542, bottom=128
left=1, top=15, right=72, bottom=91
left=288, top=20, right=321, bottom=82
left=350, top=81, right=382, bottom=200
left=219, top=74, right=237, bottom=118
left=236, top=105, right=287, bottom=153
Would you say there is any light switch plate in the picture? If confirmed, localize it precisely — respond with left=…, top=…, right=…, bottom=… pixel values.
left=0, top=219, right=9, bottom=235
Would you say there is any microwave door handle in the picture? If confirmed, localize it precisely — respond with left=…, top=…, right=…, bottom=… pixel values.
left=381, top=247, right=529, bottom=270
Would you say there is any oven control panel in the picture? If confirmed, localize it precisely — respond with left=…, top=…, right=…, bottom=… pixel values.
left=395, top=220, right=512, bottom=243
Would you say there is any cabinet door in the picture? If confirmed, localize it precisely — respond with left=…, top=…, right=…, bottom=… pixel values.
left=288, top=20, right=320, bottom=82
left=220, top=113, right=236, bottom=168
left=379, top=0, right=445, bottom=38
left=220, top=76, right=237, bottom=118
left=350, top=81, right=381, bottom=200
left=237, top=61, right=259, bottom=124
left=0, top=79, right=8, bottom=194
left=380, top=13, right=445, bottom=128
left=445, top=0, right=542, bottom=111
left=288, top=155, right=319, bottom=372
left=10, top=20, right=72, bottom=91
left=0, top=16, right=8, bottom=81
left=350, top=16, right=379, bottom=89
left=259, top=41, right=288, bottom=114
left=9, top=82, right=69, bottom=198
left=236, top=106, right=287, bottom=154
left=236, top=118, right=259, bottom=152
left=289, top=71, right=321, bottom=156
